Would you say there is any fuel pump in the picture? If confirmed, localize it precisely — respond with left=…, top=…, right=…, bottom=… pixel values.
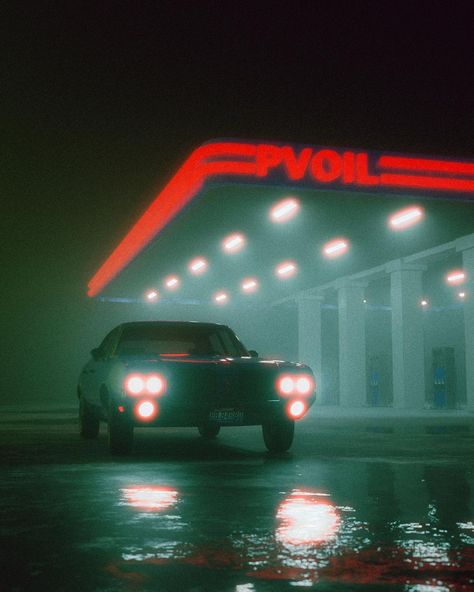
left=432, top=347, right=457, bottom=409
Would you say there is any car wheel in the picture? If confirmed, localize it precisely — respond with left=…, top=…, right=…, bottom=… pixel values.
left=108, top=404, right=134, bottom=454
left=79, top=396, right=100, bottom=439
left=262, top=417, right=295, bottom=452
left=198, top=423, right=220, bottom=439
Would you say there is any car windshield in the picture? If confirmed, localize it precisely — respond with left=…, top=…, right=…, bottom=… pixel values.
left=115, top=324, right=249, bottom=357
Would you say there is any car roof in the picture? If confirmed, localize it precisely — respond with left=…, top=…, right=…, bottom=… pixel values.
left=119, top=320, right=228, bottom=330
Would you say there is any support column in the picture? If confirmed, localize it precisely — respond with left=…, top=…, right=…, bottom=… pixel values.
left=336, top=279, right=368, bottom=407
left=456, top=234, right=474, bottom=411
left=386, top=260, right=427, bottom=409
left=297, top=294, right=324, bottom=401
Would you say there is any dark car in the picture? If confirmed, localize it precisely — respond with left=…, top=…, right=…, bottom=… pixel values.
left=78, top=321, right=316, bottom=454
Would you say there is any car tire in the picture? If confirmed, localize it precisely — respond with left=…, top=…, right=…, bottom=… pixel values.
left=79, top=396, right=100, bottom=439
left=198, top=423, right=220, bottom=440
left=262, top=417, right=295, bottom=452
left=108, top=404, right=134, bottom=454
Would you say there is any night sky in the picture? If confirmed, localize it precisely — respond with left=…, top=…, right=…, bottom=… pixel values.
left=2, top=3, right=473, bottom=403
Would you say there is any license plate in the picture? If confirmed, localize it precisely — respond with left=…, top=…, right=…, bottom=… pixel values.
left=209, top=409, right=244, bottom=424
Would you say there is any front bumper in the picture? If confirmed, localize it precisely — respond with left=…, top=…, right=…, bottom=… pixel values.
left=110, top=394, right=316, bottom=427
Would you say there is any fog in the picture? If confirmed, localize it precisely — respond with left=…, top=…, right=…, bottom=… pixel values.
left=2, top=272, right=467, bottom=410
left=2, top=4, right=472, bottom=413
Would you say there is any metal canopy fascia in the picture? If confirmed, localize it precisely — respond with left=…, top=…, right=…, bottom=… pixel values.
left=87, top=139, right=474, bottom=297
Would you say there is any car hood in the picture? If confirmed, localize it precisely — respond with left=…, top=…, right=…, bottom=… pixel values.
left=122, top=355, right=309, bottom=371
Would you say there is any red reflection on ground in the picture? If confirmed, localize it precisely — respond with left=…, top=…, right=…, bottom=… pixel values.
left=106, top=545, right=474, bottom=589
left=121, top=486, right=178, bottom=511
left=276, top=489, right=340, bottom=545
left=250, top=546, right=474, bottom=586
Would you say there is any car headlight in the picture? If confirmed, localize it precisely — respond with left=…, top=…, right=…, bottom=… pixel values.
left=295, top=376, right=313, bottom=395
left=145, top=374, right=166, bottom=395
left=135, top=400, right=158, bottom=420
left=276, top=374, right=314, bottom=397
left=125, top=374, right=145, bottom=395
left=124, top=373, right=167, bottom=396
left=287, top=400, right=307, bottom=419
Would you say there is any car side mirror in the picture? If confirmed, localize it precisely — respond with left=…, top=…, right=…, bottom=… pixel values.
left=248, top=350, right=259, bottom=358
left=91, top=347, right=104, bottom=361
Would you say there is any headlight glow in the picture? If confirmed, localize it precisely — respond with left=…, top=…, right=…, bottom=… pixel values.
left=296, top=376, right=313, bottom=395
left=279, top=376, right=295, bottom=395
left=146, top=374, right=166, bottom=395
left=276, top=374, right=314, bottom=397
left=125, top=373, right=167, bottom=396
left=125, top=375, right=145, bottom=395
left=288, top=400, right=307, bottom=419
left=136, top=400, right=158, bottom=420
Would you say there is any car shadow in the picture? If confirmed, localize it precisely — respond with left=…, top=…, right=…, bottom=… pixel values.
left=0, top=421, right=298, bottom=466
left=126, top=428, right=266, bottom=462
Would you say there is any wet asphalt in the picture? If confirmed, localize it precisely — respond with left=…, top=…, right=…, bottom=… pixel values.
left=0, top=410, right=473, bottom=592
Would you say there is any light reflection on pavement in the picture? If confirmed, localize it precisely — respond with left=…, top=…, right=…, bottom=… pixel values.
left=120, top=486, right=179, bottom=512
left=275, top=490, right=340, bottom=546
left=0, top=421, right=473, bottom=591
left=106, top=461, right=473, bottom=590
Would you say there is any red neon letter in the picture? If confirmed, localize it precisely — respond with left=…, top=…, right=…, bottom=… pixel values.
left=255, top=144, right=283, bottom=177
left=281, top=147, right=313, bottom=180
left=342, top=151, right=356, bottom=184
left=356, top=153, right=379, bottom=185
left=310, top=150, right=343, bottom=182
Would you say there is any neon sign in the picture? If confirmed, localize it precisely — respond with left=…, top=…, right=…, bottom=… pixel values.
left=87, top=140, right=474, bottom=297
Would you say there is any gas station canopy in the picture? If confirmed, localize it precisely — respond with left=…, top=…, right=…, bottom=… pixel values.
left=87, top=140, right=474, bottom=304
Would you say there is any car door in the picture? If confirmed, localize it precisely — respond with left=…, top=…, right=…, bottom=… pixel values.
left=80, top=327, right=119, bottom=405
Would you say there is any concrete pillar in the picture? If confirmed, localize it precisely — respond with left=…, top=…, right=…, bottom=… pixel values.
left=297, top=294, right=324, bottom=401
left=386, top=260, right=427, bottom=409
left=336, top=279, right=368, bottom=407
left=456, top=234, right=474, bottom=410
